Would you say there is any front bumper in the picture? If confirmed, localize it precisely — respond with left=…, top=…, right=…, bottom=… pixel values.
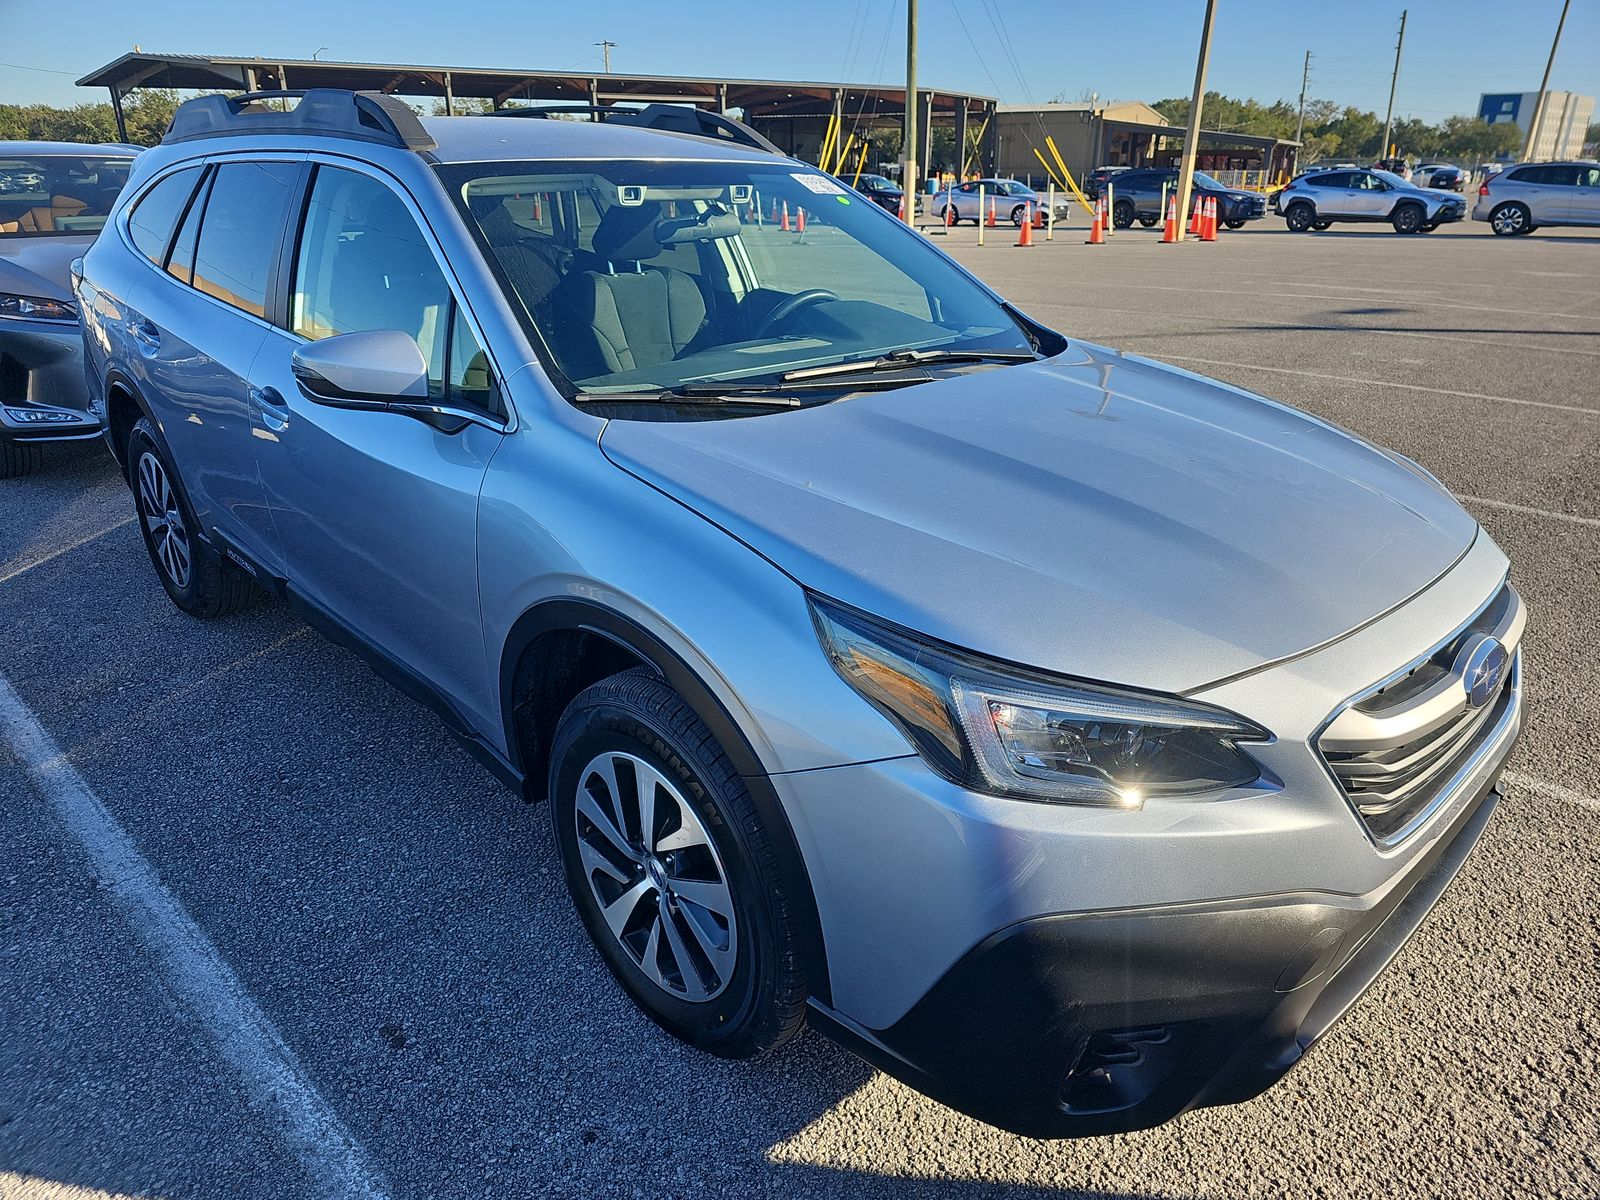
left=0, top=317, right=100, bottom=442
left=811, top=763, right=1508, bottom=1137
left=1432, top=204, right=1466, bottom=224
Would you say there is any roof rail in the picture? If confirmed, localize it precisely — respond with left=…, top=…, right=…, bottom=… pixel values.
left=162, top=89, right=436, bottom=153
left=491, top=103, right=782, bottom=156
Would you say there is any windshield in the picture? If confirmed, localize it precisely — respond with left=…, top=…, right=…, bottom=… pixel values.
left=0, top=154, right=134, bottom=237
left=1191, top=171, right=1226, bottom=190
left=857, top=174, right=896, bottom=190
left=1371, top=170, right=1412, bottom=189
left=440, top=159, right=1042, bottom=402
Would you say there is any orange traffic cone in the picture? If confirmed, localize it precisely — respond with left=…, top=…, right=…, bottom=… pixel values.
left=1188, top=196, right=1202, bottom=236
left=1015, top=204, right=1034, bottom=246
left=1160, top=195, right=1178, bottom=243
left=780, top=201, right=791, bottom=232
left=1086, top=199, right=1105, bottom=244
left=771, top=198, right=781, bottom=223
left=796, top=207, right=807, bottom=234
left=1202, top=197, right=1218, bottom=241
left=986, top=199, right=997, bottom=228
left=533, top=194, right=542, bottom=222
left=1033, top=204, right=1044, bottom=229
left=944, top=198, right=954, bottom=227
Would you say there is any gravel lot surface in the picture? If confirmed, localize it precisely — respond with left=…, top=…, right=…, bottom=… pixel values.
left=3, top=213, right=1597, bottom=1199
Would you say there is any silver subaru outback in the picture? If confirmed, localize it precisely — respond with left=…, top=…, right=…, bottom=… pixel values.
left=77, top=91, right=1523, bottom=1137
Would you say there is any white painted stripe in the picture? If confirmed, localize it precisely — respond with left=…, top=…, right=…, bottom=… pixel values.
left=1154, top=354, right=1600, bottom=416
left=1455, top=494, right=1600, bottom=530
left=0, top=517, right=134, bottom=586
left=1502, top=771, right=1600, bottom=816
left=0, top=672, right=390, bottom=1200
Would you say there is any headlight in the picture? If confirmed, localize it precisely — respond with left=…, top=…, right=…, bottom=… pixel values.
left=810, top=595, right=1269, bottom=808
left=0, top=293, right=77, bottom=322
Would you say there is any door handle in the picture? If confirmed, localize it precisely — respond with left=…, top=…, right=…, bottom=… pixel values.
left=128, top=318, right=160, bottom=356
left=250, top=384, right=290, bottom=432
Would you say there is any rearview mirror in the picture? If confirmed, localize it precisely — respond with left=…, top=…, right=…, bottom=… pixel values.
left=291, top=330, right=429, bottom=407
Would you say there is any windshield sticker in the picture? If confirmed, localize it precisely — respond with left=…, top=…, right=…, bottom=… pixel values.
left=793, top=173, right=847, bottom=195
left=835, top=195, right=852, bottom=205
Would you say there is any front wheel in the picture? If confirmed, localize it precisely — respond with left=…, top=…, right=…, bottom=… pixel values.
left=1009, top=204, right=1026, bottom=228
left=0, top=439, right=43, bottom=479
left=1113, top=199, right=1136, bottom=229
left=548, top=668, right=808, bottom=1058
left=1284, top=202, right=1316, bottom=232
left=1391, top=204, right=1425, bottom=234
left=940, top=204, right=960, bottom=226
left=126, top=418, right=255, bottom=618
left=1489, top=202, right=1531, bottom=236
left=1224, top=218, right=1246, bottom=230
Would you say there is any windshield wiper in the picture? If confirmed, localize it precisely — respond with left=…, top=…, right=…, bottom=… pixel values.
left=780, top=347, right=1038, bottom=383
left=574, top=387, right=804, bottom=409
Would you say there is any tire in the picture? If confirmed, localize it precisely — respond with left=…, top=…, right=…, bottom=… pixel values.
left=1420, top=222, right=1438, bottom=233
left=1391, top=204, right=1425, bottom=234
left=1113, top=199, right=1135, bottom=229
left=1224, top=218, right=1246, bottom=229
left=548, top=667, right=807, bottom=1059
left=940, top=204, right=960, bottom=226
left=0, top=439, right=43, bottom=479
left=1137, top=215, right=1157, bottom=228
left=1284, top=202, right=1316, bottom=232
left=1489, top=202, right=1530, bottom=236
left=1312, top=220, right=1332, bottom=230
left=126, top=417, right=256, bottom=618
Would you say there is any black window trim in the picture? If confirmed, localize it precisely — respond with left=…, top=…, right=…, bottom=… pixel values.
left=162, top=164, right=215, bottom=284
left=124, top=162, right=207, bottom=270
left=282, top=156, right=512, bottom=427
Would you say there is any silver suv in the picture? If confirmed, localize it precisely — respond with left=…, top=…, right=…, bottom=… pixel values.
left=77, top=91, right=1523, bottom=1138
left=1276, top=168, right=1467, bottom=233
left=1474, top=161, right=1600, bottom=235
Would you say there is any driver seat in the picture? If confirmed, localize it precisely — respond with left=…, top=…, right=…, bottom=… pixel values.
left=551, top=203, right=707, bottom=380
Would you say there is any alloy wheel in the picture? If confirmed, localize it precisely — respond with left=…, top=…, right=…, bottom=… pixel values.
left=1491, top=205, right=1526, bottom=236
left=137, top=451, right=192, bottom=589
left=573, top=751, right=737, bottom=1002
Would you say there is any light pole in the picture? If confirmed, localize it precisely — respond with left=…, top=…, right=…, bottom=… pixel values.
left=1173, top=0, right=1219, bottom=242
left=1524, top=0, right=1572, bottom=161
left=900, top=0, right=918, bottom=224
left=1295, top=50, right=1311, bottom=145
left=595, top=40, right=616, bottom=74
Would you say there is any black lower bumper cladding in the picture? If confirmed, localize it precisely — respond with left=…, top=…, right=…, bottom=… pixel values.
left=809, top=774, right=1502, bottom=1138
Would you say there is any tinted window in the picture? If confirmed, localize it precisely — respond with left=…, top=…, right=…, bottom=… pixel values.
left=192, top=161, right=299, bottom=319
left=1, top=153, right=135, bottom=238
left=165, top=169, right=211, bottom=285
left=1306, top=174, right=1347, bottom=188
left=127, top=167, right=203, bottom=265
left=1581, top=167, right=1600, bottom=188
left=292, top=166, right=497, bottom=411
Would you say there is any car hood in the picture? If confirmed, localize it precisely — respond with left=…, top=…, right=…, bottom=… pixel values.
left=599, top=345, right=1479, bottom=692
left=0, top=235, right=91, bottom=302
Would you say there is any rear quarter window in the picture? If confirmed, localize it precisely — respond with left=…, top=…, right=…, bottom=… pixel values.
left=127, top=167, right=203, bottom=266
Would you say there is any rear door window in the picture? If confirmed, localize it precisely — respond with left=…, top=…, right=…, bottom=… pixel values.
left=191, top=161, right=299, bottom=319
left=127, top=166, right=204, bottom=266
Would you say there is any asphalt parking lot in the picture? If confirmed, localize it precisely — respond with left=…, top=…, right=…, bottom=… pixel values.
left=3, top=214, right=1598, bottom=1199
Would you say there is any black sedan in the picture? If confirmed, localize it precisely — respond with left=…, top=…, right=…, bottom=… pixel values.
left=1107, top=168, right=1268, bottom=229
left=853, top=173, right=905, bottom=213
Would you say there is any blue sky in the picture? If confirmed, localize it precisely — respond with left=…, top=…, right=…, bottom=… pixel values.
left=3, top=0, right=1596, bottom=123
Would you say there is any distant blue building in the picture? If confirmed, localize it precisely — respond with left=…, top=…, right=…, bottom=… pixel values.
left=1479, top=91, right=1595, bottom=160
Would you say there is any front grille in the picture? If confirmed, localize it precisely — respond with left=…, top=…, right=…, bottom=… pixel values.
left=1318, top=584, right=1521, bottom=843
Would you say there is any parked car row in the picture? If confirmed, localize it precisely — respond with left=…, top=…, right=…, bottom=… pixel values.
left=0, top=96, right=1533, bottom=1141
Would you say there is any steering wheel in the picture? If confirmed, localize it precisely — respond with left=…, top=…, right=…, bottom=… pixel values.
left=758, top=289, right=839, bottom=336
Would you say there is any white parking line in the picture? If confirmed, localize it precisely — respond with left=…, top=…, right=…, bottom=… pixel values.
left=1503, top=771, right=1600, bottom=816
left=1456, top=494, right=1600, bottom=529
left=0, top=517, right=134, bottom=586
left=1153, top=355, right=1600, bottom=416
left=0, top=672, right=391, bottom=1200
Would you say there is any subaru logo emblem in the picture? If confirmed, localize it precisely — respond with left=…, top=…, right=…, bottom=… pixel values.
left=1455, top=634, right=1507, bottom=709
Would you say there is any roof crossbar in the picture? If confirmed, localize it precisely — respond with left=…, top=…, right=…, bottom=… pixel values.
left=492, top=103, right=782, bottom=155
left=162, top=89, right=437, bottom=152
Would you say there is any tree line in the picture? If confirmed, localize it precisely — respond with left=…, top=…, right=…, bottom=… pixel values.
left=1150, top=92, right=1534, bottom=163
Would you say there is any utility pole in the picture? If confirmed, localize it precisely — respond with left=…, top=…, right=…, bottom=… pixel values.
left=1380, top=10, right=1407, bottom=160
left=1173, top=0, right=1219, bottom=242
left=901, top=0, right=918, bottom=224
left=1524, top=0, right=1572, bottom=162
left=1295, top=50, right=1311, bottom=145
left=595, top=40, right=616, bottom=74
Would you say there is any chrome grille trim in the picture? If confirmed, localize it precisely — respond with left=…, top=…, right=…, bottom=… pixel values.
left=1316, top=583, right=1523, bottom=844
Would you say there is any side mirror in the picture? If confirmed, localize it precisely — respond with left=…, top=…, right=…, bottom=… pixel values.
left=291, top=329, right=429, bottom=408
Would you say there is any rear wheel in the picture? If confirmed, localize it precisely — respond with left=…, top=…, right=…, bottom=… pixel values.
left=1391, top=204, right=1425, bottom=234
left=0, top=440, right=43, bottom=480
left=1489, top=202, right=1530, bottom=236
left=1284, top=202, right=1316, bottom=232
left=1113, top=199, right=1135, bottom=229
left=548, top=668, right=807, bottom=1058
left=126, top=418, right=255, bottom=618
left=1137, top=215, right=1157, bottom=228
left=940, top=204, right=960, bottom=226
